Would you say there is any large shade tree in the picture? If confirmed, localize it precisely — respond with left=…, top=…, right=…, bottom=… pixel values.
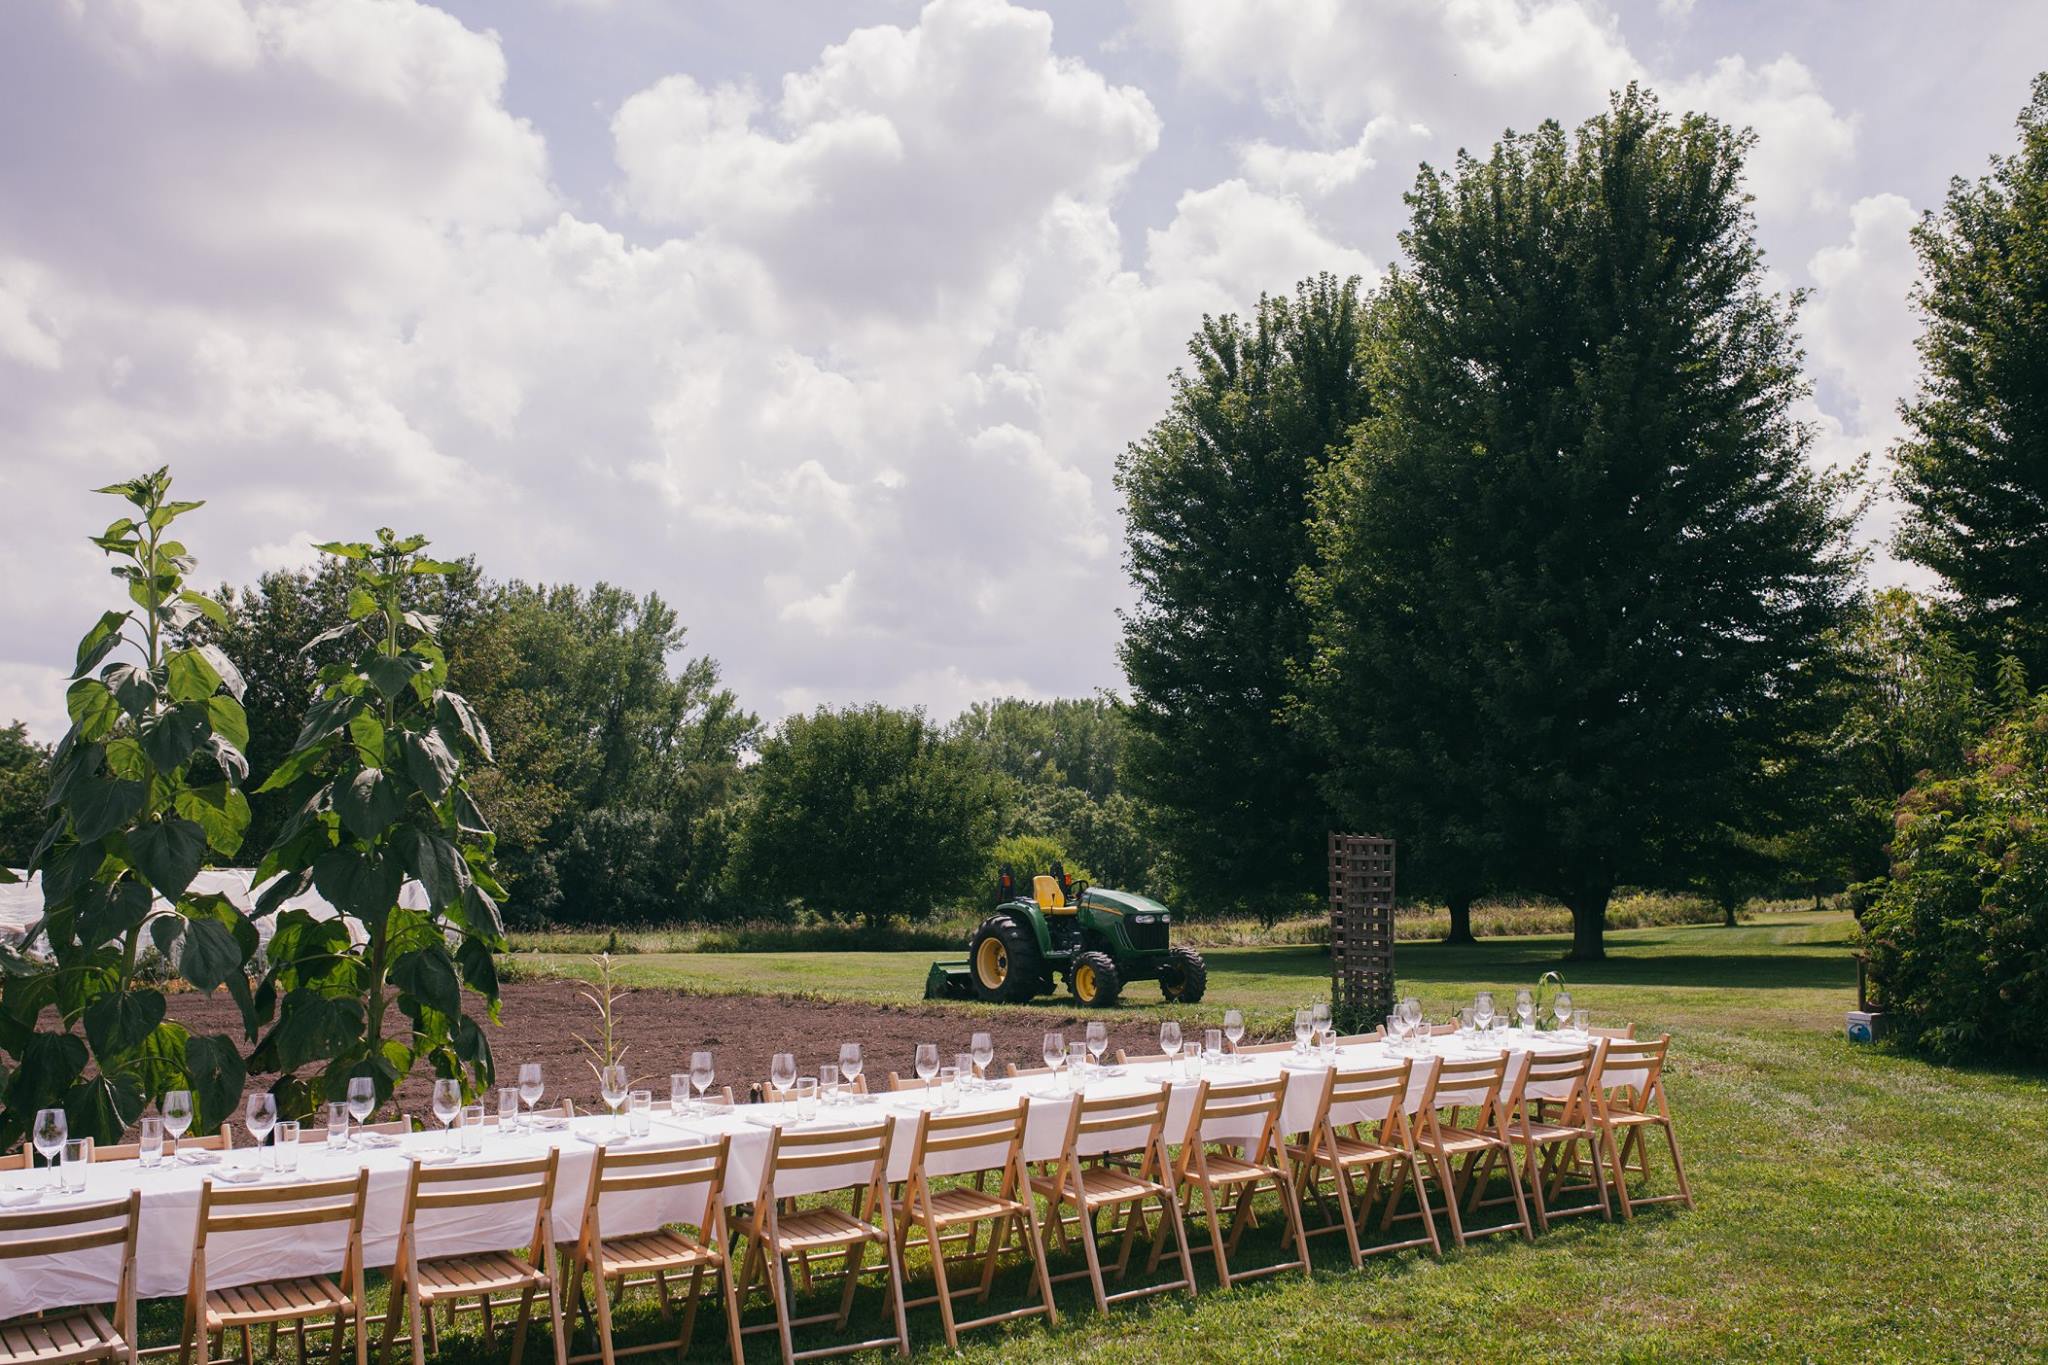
left=1117, top=273, right=1372, bottom=919
left=1299, top=87, right=1858, bottom=959
left=1894, top=73, right=2048, bottom=679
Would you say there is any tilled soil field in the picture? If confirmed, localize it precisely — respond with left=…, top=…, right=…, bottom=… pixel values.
left=163, top=979, right=1201, bottom=1126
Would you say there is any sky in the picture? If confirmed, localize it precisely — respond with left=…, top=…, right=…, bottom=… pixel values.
left=2, top=0, right=2043, bottom=742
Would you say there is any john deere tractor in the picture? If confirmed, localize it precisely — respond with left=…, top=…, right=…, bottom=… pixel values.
left=924, top=863, right=1206, bottom=1007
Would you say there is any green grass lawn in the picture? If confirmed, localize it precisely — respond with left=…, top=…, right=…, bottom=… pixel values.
left=144, top=915, right=2047, bottom=1362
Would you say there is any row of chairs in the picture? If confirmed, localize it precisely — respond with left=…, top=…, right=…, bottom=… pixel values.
left=0, top=1036, right=1690, bottom=1365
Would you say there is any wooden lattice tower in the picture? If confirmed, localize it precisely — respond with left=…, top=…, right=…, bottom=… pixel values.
left=1329, top=834, right=1396, bottom=1023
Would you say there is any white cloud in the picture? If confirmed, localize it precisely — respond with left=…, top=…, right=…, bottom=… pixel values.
left=1805, top=193, right=1922, bottom=429
left=1669, top=55, right=1856, bottom=218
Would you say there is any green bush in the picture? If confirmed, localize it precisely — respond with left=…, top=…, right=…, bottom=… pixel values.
left=1863, top=695, right=2048, bottom=1064
left=985, top=833, right=1087, bottom=899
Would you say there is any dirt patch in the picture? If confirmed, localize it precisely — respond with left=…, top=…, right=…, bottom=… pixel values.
left=162, top=981, right=1200, bottom=1126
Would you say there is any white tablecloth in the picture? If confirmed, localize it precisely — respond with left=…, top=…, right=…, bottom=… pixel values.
left=0, top=1033, right=1591, bottom=1320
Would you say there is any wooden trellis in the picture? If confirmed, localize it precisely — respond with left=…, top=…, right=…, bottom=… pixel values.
left=1329, top=833, right=1396, bottom=1023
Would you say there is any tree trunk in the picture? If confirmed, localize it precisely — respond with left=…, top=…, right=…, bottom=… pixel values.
left=1721, top=899, right=1739, bottom=928
left=1565, top=891, right=1608, bottom=961
left=1443, top=894, right=1477, bottom=945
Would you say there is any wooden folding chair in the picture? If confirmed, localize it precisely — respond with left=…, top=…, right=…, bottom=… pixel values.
left=91, top=1131, right=231, bottom=1162
left=382, top=1152, right=567, bottom=1365
left=1029, top=1085, right=1195, bottom=1312
left=1397, top=1055, right=1533, bottom=1248
left=1497, top=1047, right=1609, bottom=1231
left=179, top=1170, right=371, bottom=1365
left=0, top=1191, right=140, bottom=1365
left=735, top=1119, right=908, bottom=1363
left=1154, top=1074, right=1307, bottom=1287
left=894, top=1102, right=1057, bottom=1349
left=1589, top=1036, right=1694, bottom=1218
left=1284, top=1058, right=1439, bottom=1266
left=563, top=1136, right=742, bottom=1365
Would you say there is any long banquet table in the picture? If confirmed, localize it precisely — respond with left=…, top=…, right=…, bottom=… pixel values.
left=0, top=1033, right=1596, bottom=1322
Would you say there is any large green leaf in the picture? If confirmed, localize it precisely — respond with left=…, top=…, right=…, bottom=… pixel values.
left=67, top=776, right=146, bottom=843
left=205, top=695, right=250, bottom=751
left=348, top=710, right=386, bottom=768
left=65, top=1073, right=142, bottom=1146
left=174, top=782, right=251, bottom=856
left=44, top=738, right=103, bottom=811
left=455, top=935, right=500, bottom=1007
left=38, top=839, right=105, bottom=905
left=311, top=847, right=401, bottom=921
left=196, top=645, right=246, bottom=701
left=259, top=991, right=367, bottom=1074
left=83, top=988, right=166, bottom=1059
left=206, top=734, right=250, bottom=785
left=101, top=663, right=154, bottom=718
left=164, top=648, right=223, bottom=703
left=177, top=916, right=242, bottom=992
left=391, top=945, right=461, bottom=1019
left=77, top=877, right=153, bottom=945
left=256, top=735, right=335, bottom=793
left=72, top=611, right=131, bottom=680
left=434, top=691, right=493, bottom=762
left=128, top=816, right=205, bottom=899
left=178, top=589, right=228, bottom=628
left=65, top=678, right=121, bottom=741
left=400, top=728, right=458, bottom=801
left=183, top=1034, right=246, bottom=1134
left=12, top=1032, right=88, bottom=1116
left=367, top=654, right=422, bottom=702
left=395, top=827, right=467, bottom=910
left=139, top=703, right=210, bottom=772
left=334, top=767, right=405, bottom=841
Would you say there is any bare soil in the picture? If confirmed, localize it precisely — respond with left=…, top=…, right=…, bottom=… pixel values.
left=163, top=980, right=1189, bottom=1125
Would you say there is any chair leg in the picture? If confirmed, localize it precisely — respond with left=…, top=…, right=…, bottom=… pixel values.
left=676, top=1263, right=704, bottom=1359
left=1073, top=1202, right=1111, bottom=1313
left=925, top=1209, right=960, bottom=1350
left=718, top=1257, right=745, bottom=1365
left=766, top=1249, right=798, bottom=1365
left=1664, top=1120, right=1697, bottom=1209
left=509, top=1284, right=535, bottom=1365
left=1021, top=1195, right=1059, bottom=1327
left=591, top=1259, right=620, bottom=1365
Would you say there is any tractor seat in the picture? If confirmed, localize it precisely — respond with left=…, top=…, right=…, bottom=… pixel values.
left=1034, top=875, right=1076, bottom=914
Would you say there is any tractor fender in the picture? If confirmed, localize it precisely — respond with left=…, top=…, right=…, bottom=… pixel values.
left=996, top=897, right=1056, bottom=956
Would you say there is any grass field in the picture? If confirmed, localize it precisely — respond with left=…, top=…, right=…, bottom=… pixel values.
left=141, top=914, right=2047, bottom=1363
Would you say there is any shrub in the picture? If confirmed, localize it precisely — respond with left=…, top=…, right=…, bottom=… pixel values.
left=1863, top=694, right=2048, bottom=1063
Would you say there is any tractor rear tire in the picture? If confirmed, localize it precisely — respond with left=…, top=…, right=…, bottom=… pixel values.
left=1159, top=946, right=1208, bottom=1004
left=1068, top=951, right=1123, bottom=1008
left=969, top=914, right=1042, bottom=1004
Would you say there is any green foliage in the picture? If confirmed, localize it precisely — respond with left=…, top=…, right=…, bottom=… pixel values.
left=732, top=704, right=998, bottom=927
left=1298, top=87, right=1858, bottom=960
left=0, top=721, right=51, bottom=868
left=950, top=696, right=1125, bottom=800
left=986, top=833, right=1088, bottom=897
left=1117, top=273, right=1371, bottom=918
left=249, top=529, right=504, bottom=1118
left=0, top=468, right=254, bottom=1147
left=1894, top=73, right=2048, bottom=679
left=1863, top=692, right=2048, bottom=1064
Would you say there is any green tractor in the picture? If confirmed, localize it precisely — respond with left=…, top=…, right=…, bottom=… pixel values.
left=924, top=863, right=1207, bottom=1007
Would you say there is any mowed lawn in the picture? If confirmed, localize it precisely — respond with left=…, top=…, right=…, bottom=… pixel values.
left=485, top=914, right=2048, bottom=1363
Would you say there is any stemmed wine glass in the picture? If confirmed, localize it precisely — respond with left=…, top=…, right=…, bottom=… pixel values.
left=1311, top=1002, right=1331, bottom=1048
left=599, top=1065, right=629, bottom=1133
left=1086, top=1021, right=1108, bottom=1070
left=518, top=1063, right=544, bottom=1125
left=769, top=1053, right=797, bottom=1106
left=1160, top=1020, right=1183, bottom=1073
left=246, top=1093, right=278, bottom=1171
left=971, top=1032, right=994, bottom=1087
left=1040, top=1032, right=1064, bottom=1087
left=32, top=1109, right=66, bottom=1189
left=915, top=1044, right=941, bottom=1097
left=835, top=1044, right=860, bottom=1097
left=691, top=1052, right=716, bottom=1109
left=1224, top=1009, right=1245, bottom=1063
left=347, top=1076, right=376, bottom=1146
left=1473, top=992, right=1495, bottom=1033
left=162, top=1090, right=193, bottom=1162
left=1293, top=1009, right=1314, bottom=1053
left=1553, top=991, right=1574, bottom=1032
left=1515, top=989, right=1535, bottom=1030
left=432, top=1078, right=463, bottom=1152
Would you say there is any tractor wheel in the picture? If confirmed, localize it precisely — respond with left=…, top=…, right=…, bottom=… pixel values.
left=969, top=914, right=1042, bottom=1003
left=1159, top=946, right=1208, bottom=1004
left=1068, top=951, right=1123, bottom=1008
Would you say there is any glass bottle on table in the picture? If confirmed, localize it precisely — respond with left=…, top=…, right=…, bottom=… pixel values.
left=162, top=1090, right=192, bottom=1162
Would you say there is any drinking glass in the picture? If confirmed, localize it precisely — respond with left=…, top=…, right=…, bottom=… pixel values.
left=795, top=1078, right=819, bottom=1122
left=327, top=1101, right=352, bottom=1151
left=935, top=1068, right=958, bottom=1110
left=1204, top=1028, right=1223, bottom=1064
left=1160, top=1021, right=1183, bottom=1070
left=916, top=1044, right=941, bottom=1085
left=1472, top=993, right=1494, bottom=1032
left=1067, top=1041, right=1088, bottom=1079
left=1573, top=1008, right=1590, bottom=1036
left=499, top=1089, right=521, bottom=1132
left=820, top=1064, right=841, bottom=1105
left=599, top=1066, right=629, bottom=1132
left=691, top=1052, right=716, bottom=1108
left=518, top=1063, right=544, bottom=1123
left=627, top=1092, right=652, bottom=1139
left=1086, top=1021, right=1108, bottom=1068
left=1293, top=1009, right=1313, bottom=1053
left=60, top=1139, right=88, bottom=1194
left=971, top=1032, right=994, bottom=1084
left=1459, top=1006, right=1475, bottom=1042
left=1312, top=1002, right=1331, bottom=1038
left=1515, top=990, right=1534, bottom=1029
left=162, top=1091, right=191, bottom=1161
left=246, top=1093, right=278, bottom=1169
left=1040, top=1033, right=1063, bottom=1073
left=432, top=1078, right=463, bottom=1150
left=1385, top=1015, right=1401, bottom=1052
left=347, top=1076, right=377, bottom=1129
left=274, top=1121, right=301, bottom=1174
left=1400, top=996, right=1422, bottom=1031
left=954, top=1054, right=975, bottom=1095
left=1553, top=991, right=1574, bottom=1029
left=1223, top=1009, right=1245, bottom=1060
left=139, top=1116, right=164, bottom=1169
left=837, top=1044, right=861, bottom=1093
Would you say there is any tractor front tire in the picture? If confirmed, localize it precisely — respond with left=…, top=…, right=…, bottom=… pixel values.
left=1159, top=946, right=1208, bottom=1004
left=969, top=914, right=1042, bottom=1004
left=1068, top=951, right=1123, bottom=1008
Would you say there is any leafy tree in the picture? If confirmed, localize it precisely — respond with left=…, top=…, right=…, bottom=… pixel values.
left=1894, top=73, right=2048, bottom=678
left=248, top=530, right=503, bottom=1118
left=0, top=722, right=51, bottom=868
left=950, top=697, right=1126, bottom=800
left=1117, top=273, right=1372, bottom=919
left=1298, top=87, right=1858, bottom=959
left=1863, top=690, right=2048, bottom=1063
left=733, top=705, right=997, bottom=927
left=0, top=469, right=255, bottom=1147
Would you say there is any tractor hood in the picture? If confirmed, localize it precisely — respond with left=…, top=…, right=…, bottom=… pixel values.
left=1078, top=886, right=1170, bottom=920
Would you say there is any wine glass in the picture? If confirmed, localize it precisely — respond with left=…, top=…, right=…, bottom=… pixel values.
left=838, top=1043, right=862, bottom=1095
left=518, top=1063, right=544, bottom=1123
left=691, top=1051, right=716, bottom=1108
left=1515, top=989, right=1535, bottom=1030
left=670, top=1072, right=690, bottom=1116
left=32, top=1109, right=66, bottom=1188
left=1400, top=996, right=1422, bottom=1032
left=162, top=1090, right=192, bottom=1162
left=245, top=1093, right=278, bottom=1170
left=1040, top=1032, right=1063, bottom=1073
left=1159, top=1020, right=1183, bottom=1070
left=1472, top=992, right=1494, bottom=1032
left=1554, top=991, right=1574, bottom=1030
left=916, top=1044, right=940, bottom=1086
left=971, top=1032, right=994, bottom=1085
left=432, top=1078, right=463, bottom=1150
left=1086, top=1020, right=1108, bottom=1068
left=1312, top=1002, right=1331, bottom=1044
left=1294, top=1009, right=1313, bottom=1053
left=1223, top=1009, right=1244, bottom=1062
left=769, top=1053, right=796, bottom=1105
left=599, top=1065, right=628, bottom=1132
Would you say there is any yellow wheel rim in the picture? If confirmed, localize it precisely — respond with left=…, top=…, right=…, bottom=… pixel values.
left=976, top=938, right=1008, bottom=988
left=1075, top=963, right=1097, bottom=1002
